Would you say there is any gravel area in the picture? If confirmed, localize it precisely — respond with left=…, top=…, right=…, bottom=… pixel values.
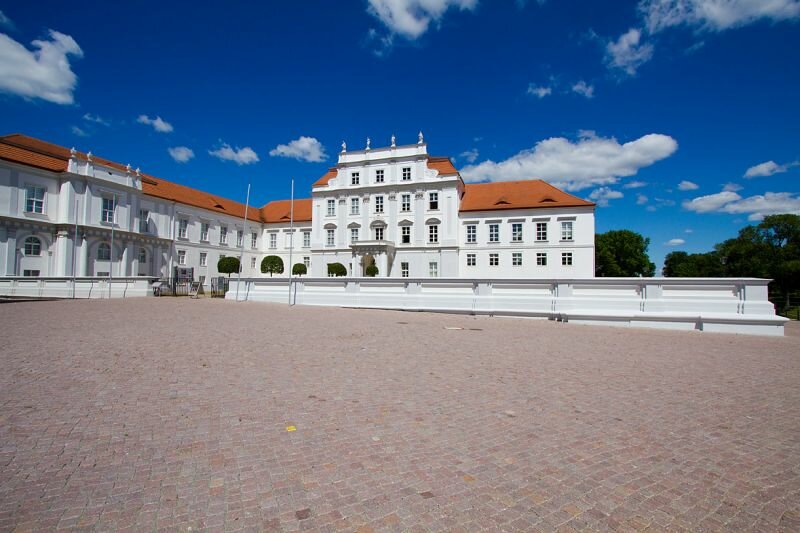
left=1, top=298, right=799, bottom=532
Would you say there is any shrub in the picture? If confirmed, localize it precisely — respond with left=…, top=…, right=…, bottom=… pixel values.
left=327, top=262, right=347, bottom=277
left=261, top=255, right=284, bottom=277
left=217, top=256, right=240, bottom=277
left=292, top=263, right=307, bottom=276
left=365, top=264, right=379, bottom=277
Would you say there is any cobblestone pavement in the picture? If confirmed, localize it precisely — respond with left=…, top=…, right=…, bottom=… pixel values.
left=1, top=298, right=799, bottom=532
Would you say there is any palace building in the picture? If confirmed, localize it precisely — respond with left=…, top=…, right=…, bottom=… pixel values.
left=0, top=133, right=595, bottom=281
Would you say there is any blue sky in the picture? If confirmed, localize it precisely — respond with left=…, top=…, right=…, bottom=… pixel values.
left=1, top=0, right=799, bottom=269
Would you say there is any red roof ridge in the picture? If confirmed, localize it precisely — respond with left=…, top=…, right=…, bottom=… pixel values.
left=460, top=179, right=595, bottom=212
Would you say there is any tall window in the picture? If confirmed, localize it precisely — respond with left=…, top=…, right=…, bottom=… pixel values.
left=351, top=172, right=360, bottom=185
left=562, top=252, right=573, bottom=266
left=138, top=248, right=147, bottom=264
left=489, top=224, right=499, bottom=243
left=512, top=223, right=523, bottom=242
left=303, top=256, right=310, bottom=268
left=429, top=262, right=438, bottom=277
left=97, top=243, right=111, bottom=261
left=375, top=169, right=384, bottom=183
left=303, top=231, right=311, bottom=248
left=429, top=192, right=439, bottom=210
left=236, top=230, right=243, bottom=247
left=561, top=221, right=574, bottom=241
left=536, top=222, right=548, bottom=241
left=178, top=219, right=188, bottom=239
left=251, top=232, right=258, bottom=248
left=402, top=167, right=411, bottom=181
left=200, top=252, right=207, bottom=266
left=251, top=257, right=257, bottom=269
left=326, top=229, right=335, bottom=246
left=428, top=224, right=438, bottom=244
left=536, top=252, right=547, bottom=266
left=350, top=198, right=360, bottom=215
left=25, top=186, right=45, bottom=214
left=512, top=252, right=523, bottom=266
left=374, top=227, right=384, bottom=240
left=401, top=262, right=409, bottom=277
left=139, top=209, right=149, bottom=233
left=201, top=223, right=210, bottom=242
left=24, top=236, right=41, bottom=256
left=219, top=226, right=228, bottom=244
left=178, top=250, right=186, bottom=265
left=351, top=228, right=359, bottom=243
left=374, top=196, right=384, bottom=213
left=489, top=253, right=499, bottom=266
left=466, top=225, right=476, bottom=243
left=401, top=226, right=411, bottom=244
left=466, top=253, right=476, bottom=266
left=327, top=199, right=336, bottom=216
left=401, top=194, right=411, bottom=212
left=269, top=233, right=277, bottom=249
left=102, top=197, right=116, bottom=223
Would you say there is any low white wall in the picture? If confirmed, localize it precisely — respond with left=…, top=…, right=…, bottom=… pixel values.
left=226, top=277, right=788, bottom=336
left=0, top=277, right=157, bottom=299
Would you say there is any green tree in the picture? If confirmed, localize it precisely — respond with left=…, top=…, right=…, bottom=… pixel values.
left=292, top=263, right=307, bottom=276
left=327, top=262, right=347, bottom=277
left=217, top=256, right=240, bottom=277
left=595, top=230, right=656, bottom=277
left=260, top=255, right=284, bottom=277
left=365, top=264, right=379, bottom=277
left=663, top=250, right=724, bottom=277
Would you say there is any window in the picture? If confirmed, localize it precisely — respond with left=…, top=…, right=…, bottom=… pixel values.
left=351, top=228, right=359, bottom=243
left=375, top=227, right=384, bottom=240
left=303, top=256, right=310, bottom=268
left=401, top=194, right=411, bottom=212
left=201, top=223, right=210, bottom=242
left=350, top=198, right=360, bottom=215
left=489, top=224, right=499, bottom=243
left=326, top=229, right=335, bottom=246
left=401, top=262, right=409, bottom=277
left=139, top=210, right=149, bottom=233
left=303, top=231, right=311, bottom=248
left=375, top=196, right=384, bottom=213
left=429, top=192, right=439, bottom=210
left=220, top=226, right=228, bottom=244
left=251, top=232, right=258, bottom=249
left=237, top=230, right=244, bottom=247
left=466, top=253, right=476, bottom=266
left=23, top=236, right=41, bottom=256
left=466, top=225, right=476, bottom=244
left=536, top=222, right=548, bottom=241
left=327, top=199, right=336, bottom=216
left=178, top=250, right=186, bottom=265
left=537, top=252, right=547, bottom=266
left=97, top=243, right=111, bottom=261
left=178, top=219, right=188, bottom=239
left=101, top=197, right=116, bottom=223
left=199, top=275, right=206, bottom=284
left=512, top=252, right=523, bottom=266
left=402, top=167, right=411, bottom=181
left=351, top=172, right=360, bottom=185
left=561, top=221, right=574, bottom=241
left=562, top=252, right=573, bottom=266
left=429, top=262, right=438, bottom=277
left=25, top=186, right=45, bottom=214
left=375, top=169, right=384, bottom=183
left=512, top=223, right=523, bottom=242
left=428, top=224, right=438, bottom=244
left=200, top=252, right=207, bottom=266
left=401, top=226, right=411, bottom=244
left=23, top=270, right=40, bottom=277
left=269, top=233, right=277, bottom=249
left=251, top=257, right=257, bottom=269
left=489, top=253, right=499, bottom=266
left=138, top=248, right=147, bottom=264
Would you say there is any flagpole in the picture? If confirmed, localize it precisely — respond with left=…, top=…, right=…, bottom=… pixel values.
left=109, top=193, right=116, bottom=299
left=72, top=198, right=79, bottom=299
left=235, top=183, right=251, bottom=302
left=288, top=178, right=294, bottom=306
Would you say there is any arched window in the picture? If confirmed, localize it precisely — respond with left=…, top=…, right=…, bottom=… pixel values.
left=138, top=248, right=147, bottom=264
left=24, top=236, right=41, bottom=256
left=97, top=243, right=111, bottom=261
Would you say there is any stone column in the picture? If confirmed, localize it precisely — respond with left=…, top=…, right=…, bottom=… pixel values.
left=378, top=252, right=388, bottom=278
left=125, top=242, right=134, bottom=276
left=4, top=228, right=17, bottom=276
left=54, top=230, right=71, bottom=276
left=79, top=236, right=89, bottom=276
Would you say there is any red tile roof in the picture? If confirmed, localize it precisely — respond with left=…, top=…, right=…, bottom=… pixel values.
left=460, top=180, right=595, bottom=212
left=260, top=199, right=312, bottom=223
left=427, top=156, right=459, bottom=175
left=312, top=168, right=338, bottom=187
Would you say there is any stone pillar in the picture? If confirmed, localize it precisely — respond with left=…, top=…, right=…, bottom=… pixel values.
left=154, top=245, right=163, bottom=277
left=79, top=236, right=89, bottom=276
left=125, top=242, right=134, bottom=276
left=54, top=230, right=71, bottom=276
left=5, top=228, right=17, bottom=276
left=378, top=252, right=388, bottom=278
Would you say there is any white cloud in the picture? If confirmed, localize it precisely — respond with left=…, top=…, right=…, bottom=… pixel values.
left=624, top=180, right=648, bottom=188
left=684, top=228, right=693, bottom=233
left=588, top=187, right=624, bottom=207
left=571, top=80, right=595, bottom=98
left=640, top=0, right=800, bottom=33
left=209, top=143, right=259, bottom=165
left=527, top=85, right=552, bottom=98
left=636, top=193, right=649, bottom=205
left=723, top=182, right=742, bottom=192
left=605, top=28, right=654, bottom=75
left=677, top=180, right=699, bottom=190
left=269, top=136, right=327, bottom=163
left=682, top=190, right=742, bottom=212
left=744, top=159, right=799, bottom=178
left=82, top=113, right=109, bottom=126
left=71, top=125, right=88, bottom=137
left=367, top=0, right=478, bottom=40
left=136, top=114, right=173, bottom=133
left=168, top=146, right=195, bottom=163
left=461, top=132, right=678, bottom=191
left=720, top=192, right=800, bottom=221
left=459, top=148, right=479, bottom=163
left=666, top=238, right=685, bottom=246
left=0, top=30, right=83, bottom=104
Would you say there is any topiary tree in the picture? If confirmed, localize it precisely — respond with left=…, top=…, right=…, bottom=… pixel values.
left=261, top=255, right=284, bottom=277
left=365, top=264, right=379, bottom=277
left=217, top=256, right=240, bottom=277
left=292, top=263, right=307, bottom=276
left=327, top=262, right=347, bottom=277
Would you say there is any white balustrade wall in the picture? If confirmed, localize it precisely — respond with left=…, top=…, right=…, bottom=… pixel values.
left=226, top=277, right=788, bottom=336
left=0, top=277, right=156, bottom=299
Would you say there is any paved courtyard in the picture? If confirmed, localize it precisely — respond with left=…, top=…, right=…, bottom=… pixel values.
left=1, top=298, right=799, bottom=532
